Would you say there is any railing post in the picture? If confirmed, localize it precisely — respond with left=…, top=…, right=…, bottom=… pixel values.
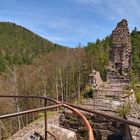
left=44, top=99, right=47, bottom=140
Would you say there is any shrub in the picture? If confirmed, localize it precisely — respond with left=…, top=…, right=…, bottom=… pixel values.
left=116, top=103, right=131, bottom=117
left=135, top=90, right=140, bottom=104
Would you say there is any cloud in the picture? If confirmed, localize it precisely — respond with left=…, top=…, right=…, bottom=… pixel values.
left=46, top=35, right=68, bottom=42
left=106, top=0, right=140, bottom=18
left=75, top=0, right=140, bottom=31
left=75, top=0, right=140, bottom=21
left=1, top=0, right=140, bottom=47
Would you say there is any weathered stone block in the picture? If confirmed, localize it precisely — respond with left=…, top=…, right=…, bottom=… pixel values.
left=50, top=125, right=77, bottom=140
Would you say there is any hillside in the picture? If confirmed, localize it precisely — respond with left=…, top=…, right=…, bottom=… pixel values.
left=0, top=21, right=140, bottom=139
left=131, top=28, right=140, bottom=78
left=0, top=23, right=90, bottom=138
left=0, top=22, right=62, bottom=72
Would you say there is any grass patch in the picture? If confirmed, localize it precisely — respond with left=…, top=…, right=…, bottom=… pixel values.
left=135, top=90, right=140, bottom=104
left=116, top=103, right=131, bottom=117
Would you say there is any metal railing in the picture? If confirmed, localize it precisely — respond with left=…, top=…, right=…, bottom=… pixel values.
left=1, top=95, right=140, bottom=140
left=65, top=102, right=140, bottom=128
left=0, top=95, right=95, bottom=140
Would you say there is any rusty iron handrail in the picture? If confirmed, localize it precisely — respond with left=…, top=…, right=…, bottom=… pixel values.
left=63, top=104, right=94, bottom=140
left=0, top=95, right=94, bottom=140
left=1, top=95, right=140, bottom=137
left=0, top=104, right=62, bottom=119
left=1, top=95, right=140, bottom=129
left=65, top=103, right=140, bottom=128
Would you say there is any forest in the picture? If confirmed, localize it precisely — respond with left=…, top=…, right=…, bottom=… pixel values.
left=0, top=22, right=140, bottom=139
left=0, top=22, right=62, bottom=72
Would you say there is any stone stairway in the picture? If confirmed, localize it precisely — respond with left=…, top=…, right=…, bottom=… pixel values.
left=60, top=83, right=127, bottom=140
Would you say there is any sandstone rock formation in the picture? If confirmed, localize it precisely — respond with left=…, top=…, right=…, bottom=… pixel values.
left=107, top=19, right=132, bottom=83
left=50, top=125, right=77, bottom=140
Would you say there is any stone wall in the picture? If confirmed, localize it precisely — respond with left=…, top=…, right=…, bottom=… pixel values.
left=60, top=110, right=126, bottom=140
left=111, top=19, right=131, bottom=46
left=107, top=19, right=132, bottom=83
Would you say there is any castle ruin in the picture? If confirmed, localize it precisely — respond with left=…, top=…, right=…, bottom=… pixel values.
left=107, top=19, right=132, bottom=83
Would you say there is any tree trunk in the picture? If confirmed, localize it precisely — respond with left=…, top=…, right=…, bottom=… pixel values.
left=78, top=63, right=81, bottom=104
left=59, top=67, right=63, bottom=101
left=55, top=70, right=59, bottom=101
left=13, top=68, right=22, bottom=130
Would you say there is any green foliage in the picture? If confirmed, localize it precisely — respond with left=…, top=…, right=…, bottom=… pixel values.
left=82, top=85, right=95, bottom=99
left=0, top=22, right=62, bottom=72
left=135, top=90, right=140, bottom=104
left=131, top=29, right=140, bottom=79
left=85, top=36, right=110, bottom=80
left=84, top=85, right=92, bottom=93
left=85, top=28, right=140, bottom=81
left=129, top=72, right=138, bottom=90
left=116, top=103, right=131, bottom=117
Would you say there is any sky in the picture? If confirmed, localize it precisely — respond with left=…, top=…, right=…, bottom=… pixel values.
left=0, top=0, right=140, bottom=47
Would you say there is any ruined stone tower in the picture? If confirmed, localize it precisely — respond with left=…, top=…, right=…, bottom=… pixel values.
left=107, top=19, right=132, bottom=83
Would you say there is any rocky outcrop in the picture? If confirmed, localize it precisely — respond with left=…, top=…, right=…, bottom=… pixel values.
left=107, top=19, right=132, bottom=83
left=50, top=125, right=77, bottom=140
left=10, top=112, right=77, bottom=140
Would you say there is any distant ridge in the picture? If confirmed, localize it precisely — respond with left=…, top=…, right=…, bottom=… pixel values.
left=0, top=21, right=63, bottom=72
